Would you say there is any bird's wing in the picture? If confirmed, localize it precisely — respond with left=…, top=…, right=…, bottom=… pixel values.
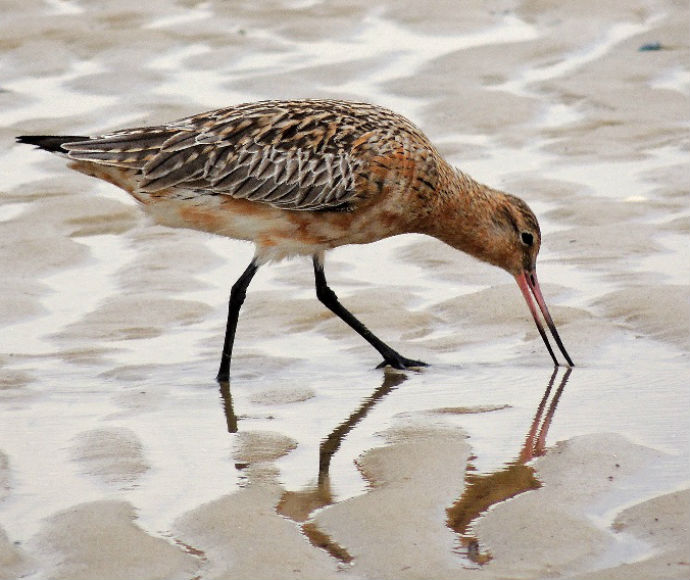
left=62, top=102, right=369, bottom=211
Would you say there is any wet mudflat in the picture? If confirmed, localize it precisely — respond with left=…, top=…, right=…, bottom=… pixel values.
left=1, top=0, right=688, bottom=578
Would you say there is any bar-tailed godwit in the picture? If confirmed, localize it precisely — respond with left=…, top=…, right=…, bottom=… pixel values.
left=18, top=99, right=573, bottom=381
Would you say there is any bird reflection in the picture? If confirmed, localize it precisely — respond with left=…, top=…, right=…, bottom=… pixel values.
left=217, top=367, right=571, bottom=565
left=447, top=367, right=572, bottom=564
left=218, top=370, right=405, bottom=563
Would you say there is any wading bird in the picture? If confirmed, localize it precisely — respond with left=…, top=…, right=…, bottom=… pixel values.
left=18, top=99, right=574, bottom=381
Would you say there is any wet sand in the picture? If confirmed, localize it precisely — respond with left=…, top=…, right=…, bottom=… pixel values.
left=1, top=0, right=689, bottom=578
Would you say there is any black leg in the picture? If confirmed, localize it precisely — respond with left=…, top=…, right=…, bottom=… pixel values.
left=217, top=259, right=259, bottom=382
left=312, top=255, right=427, bottom=370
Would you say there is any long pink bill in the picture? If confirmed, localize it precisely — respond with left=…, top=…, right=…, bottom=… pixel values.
left=515, top=270, right=574, bottom=367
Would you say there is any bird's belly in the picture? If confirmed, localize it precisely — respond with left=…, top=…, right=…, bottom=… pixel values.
left=142, top=194, right=389, bottom=262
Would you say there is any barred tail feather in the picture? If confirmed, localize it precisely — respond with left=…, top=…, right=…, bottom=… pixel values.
left=16, top=135, right=89, bottom=153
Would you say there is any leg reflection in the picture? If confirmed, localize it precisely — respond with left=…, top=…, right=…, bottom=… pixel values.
left=218, top=380, right=238, bottom=434
left=277, top=371, right=406, bottom=531
left=318, top=371, right=407, bottom=483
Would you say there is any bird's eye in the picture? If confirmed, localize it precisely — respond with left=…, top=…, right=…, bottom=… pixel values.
left=521, top=232, right=534, bottom=246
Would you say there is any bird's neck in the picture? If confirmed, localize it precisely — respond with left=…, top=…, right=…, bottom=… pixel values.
left=420, top=164, right=510, bottom=268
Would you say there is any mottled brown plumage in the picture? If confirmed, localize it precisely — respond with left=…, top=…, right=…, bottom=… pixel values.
left=18, top=99, right=573, bottom=379
left=57, top=100, right=436, bottom=210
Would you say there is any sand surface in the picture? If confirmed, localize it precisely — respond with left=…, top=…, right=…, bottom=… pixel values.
left=1, top=0, right=689, bottom=579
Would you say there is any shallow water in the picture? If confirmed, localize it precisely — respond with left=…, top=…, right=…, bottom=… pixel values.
left=1, top=0, right=688, bottom=578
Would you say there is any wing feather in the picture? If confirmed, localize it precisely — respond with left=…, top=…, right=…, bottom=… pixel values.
left=57, top=99, right=427, bottom=211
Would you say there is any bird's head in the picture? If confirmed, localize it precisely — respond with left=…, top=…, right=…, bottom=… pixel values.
left=489, top=194, right=574, bottom=367
left=478, top=193, right=541, bottom=276
left=436, top=186, right=574, bottom=368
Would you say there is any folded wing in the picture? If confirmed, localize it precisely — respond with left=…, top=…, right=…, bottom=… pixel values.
left=61, top=103, right=363, bottom=211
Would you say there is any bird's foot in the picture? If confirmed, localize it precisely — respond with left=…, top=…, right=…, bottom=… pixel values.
left=376, top=355, right=428, bottom=370
left=216, top=364, right=230, bottom=384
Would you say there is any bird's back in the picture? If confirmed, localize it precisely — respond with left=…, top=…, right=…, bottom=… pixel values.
left=32, top=99, right=442, bottom=214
